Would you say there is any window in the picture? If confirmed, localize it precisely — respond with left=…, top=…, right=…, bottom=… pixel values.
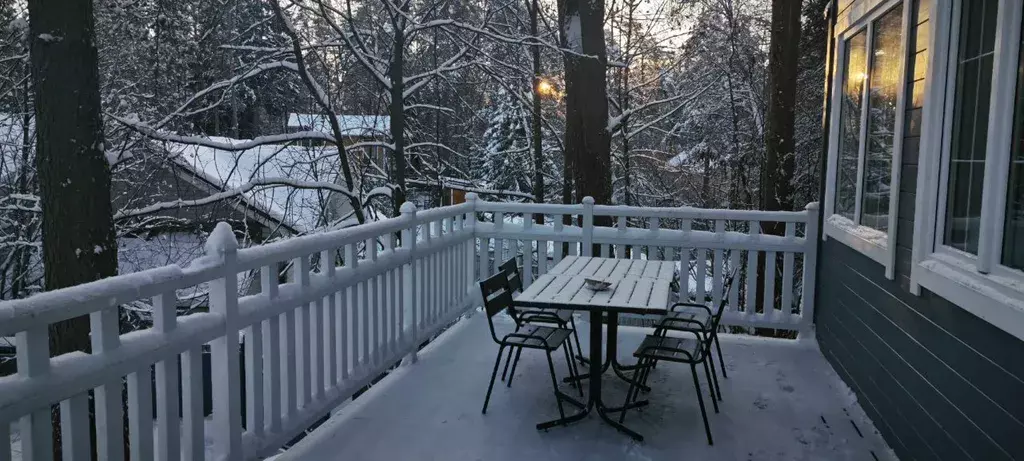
left=911, top=0, right=1024, bottom=341
left=941, top=0, right=996, bottom=255
left=825, top=1, right=907, bottom=272
left=1003, top=17, right=1024, bottom=270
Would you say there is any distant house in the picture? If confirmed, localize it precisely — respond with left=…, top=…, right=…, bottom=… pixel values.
left=285, top=113, right=390, bottom=171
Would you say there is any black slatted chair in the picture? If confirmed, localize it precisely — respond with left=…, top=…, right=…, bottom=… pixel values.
left=479, top=271, right=583, bottom=418
left=648, top=266, right=740, bottom=395
left=617, top=269, right=739, bottom=446
left=498, top=258, right=585, bottom=385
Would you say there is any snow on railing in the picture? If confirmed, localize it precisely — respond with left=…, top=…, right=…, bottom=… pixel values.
left=0, top=195, right=819, bottom=461
left=0, top=200, right=477, bottom=461
left=473, top=196, right=820, bottom=332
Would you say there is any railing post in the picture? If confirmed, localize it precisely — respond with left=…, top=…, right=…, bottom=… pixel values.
left=90, top=306, right=124, bottom=461
left=16, top=326, right=52, bottom=461
left=465, top=193, right=479, bottom=314
left=207, top=222, right=243, bottom=460
left=400, top=202, right=419, bottom=365
left=582, top=196, right=595, bottom=257
left=801, top=202, right=820, bottom=337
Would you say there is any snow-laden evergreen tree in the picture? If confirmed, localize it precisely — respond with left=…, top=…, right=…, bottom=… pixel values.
left=481, top=88, right=532, bottom=194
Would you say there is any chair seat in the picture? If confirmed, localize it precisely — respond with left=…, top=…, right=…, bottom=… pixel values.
left=657, top=306, right=711, bottom=331
left=633, top=334, right=704, bottom=363
left=503, top=325, right=573, bottom=351
left=517, top=307, right=574, bottom=325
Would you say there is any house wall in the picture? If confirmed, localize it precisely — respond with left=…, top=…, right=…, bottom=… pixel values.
left=817, top=1, right=1024, bottom=460
left=112, top=151, right=283, bottom=240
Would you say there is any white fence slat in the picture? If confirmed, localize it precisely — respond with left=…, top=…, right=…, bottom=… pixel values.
left=245, top=319, right=265, bottom=440
left=261, top=266, right=282, bottom=435
left=207, top=224, right=242, bottom=458
left=523, top=218, right=534, bottom=285
left=90, top=309, right=124, bottom=461
left=729, top=251, right=741, bottom=314
left=493, top=212, right=504, bottom=274
left=16, top=326, right=52, bottom=461
left=181, top=346, right=205, bottom=461
left=59, top=393, right=90, bottom=460
left=322, top=250, right=338, bottom=387
left=128, top=367, right=154, bottom=461
left=282, top=298, right=298, bottom=419
left=153, top=291, right=181, bottom=461
left=553, top=218, right=565, bottom=263
left=782, top=222, right=797, bottom=316
left=373, top=239, right=384, bottom=365
left=696, top=249, right=707, bottom=303
left=747, top=221, right=760, bottom=314
left=765, top=251, right=777, bottom=319
left=311, top=284, right=325, bottom=401
left=616, top=216, right=627, bottom=258
left=649, top=217, right=660, bottom=261
left=713, top=220, right=725, bottom=309
left=400, top=202, right=418, bottom=363
left=294, top=256, right=312, bottom=409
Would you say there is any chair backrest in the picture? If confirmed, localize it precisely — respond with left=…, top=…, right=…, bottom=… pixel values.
left=498, top=257, right=523, bottom=293
left=479, top=271, right=514, bottom=343
left=707, top=266, right=741, bottom=333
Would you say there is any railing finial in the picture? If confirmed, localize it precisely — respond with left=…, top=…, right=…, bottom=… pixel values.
left=205, top=221, right=238, bottom=256
left=582, top=196, right=595, bottom=205
left=465, top=192, right=479, bottom=202
left=805, top=201, right=820, bottom=211
left=400, top=201, right=418, bottom=215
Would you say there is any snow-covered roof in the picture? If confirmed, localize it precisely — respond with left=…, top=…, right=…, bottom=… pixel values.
left=168, top=138, right=346, bottom=233
left=287, top=113, right=390, bottom=138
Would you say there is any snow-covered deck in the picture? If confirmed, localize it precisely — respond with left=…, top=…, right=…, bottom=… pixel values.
left=279, top=314, right=895, bottom=461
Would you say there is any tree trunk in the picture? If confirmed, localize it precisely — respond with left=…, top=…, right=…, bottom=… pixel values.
left=762, top=0, right=801, bottom=218
left=559, top=0, right=610, bottom=222
left=390, top=12, right=408, bottom=216
left=757, top=0, right=802, bottom=314
left=530, top=0, right=544, bottom=221
left=28, top=0, right=119, bottom=455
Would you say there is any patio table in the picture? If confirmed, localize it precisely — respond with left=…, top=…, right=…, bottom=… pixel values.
left=514, top=256, right=674, bottom=441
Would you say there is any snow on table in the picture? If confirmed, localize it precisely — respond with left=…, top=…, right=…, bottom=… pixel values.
left=277, top=315, right=897, bottom=461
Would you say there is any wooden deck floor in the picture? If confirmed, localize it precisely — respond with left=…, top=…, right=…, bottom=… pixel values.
left=276, top=314, right=896, bottom=461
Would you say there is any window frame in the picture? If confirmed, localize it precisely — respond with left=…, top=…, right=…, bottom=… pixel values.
left=911, top=0, right=1024, bottom=341
left=824, top=0, right=913, bottom=279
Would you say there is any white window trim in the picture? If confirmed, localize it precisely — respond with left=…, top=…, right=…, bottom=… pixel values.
left=911, top=0, right=1024, bottom=342
left=824, top=0, right=911, bottom=280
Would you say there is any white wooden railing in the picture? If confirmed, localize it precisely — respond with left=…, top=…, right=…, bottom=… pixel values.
left=473, top=196, right=820, bottom=331
left=0, top=195, right=818, bottom=461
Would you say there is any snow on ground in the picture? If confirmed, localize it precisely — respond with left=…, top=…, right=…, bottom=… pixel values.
left=278, top=314, right=897, bottom=461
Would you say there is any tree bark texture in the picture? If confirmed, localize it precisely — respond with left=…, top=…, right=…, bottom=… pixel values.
left=559, top=0, right=611, bottom=217
left=29, top=0, right=119, bottom=456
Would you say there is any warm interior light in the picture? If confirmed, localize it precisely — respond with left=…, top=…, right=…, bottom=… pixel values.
left=537, top=79, right=558, bottom=98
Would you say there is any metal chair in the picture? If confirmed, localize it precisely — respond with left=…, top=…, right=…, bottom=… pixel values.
left=647, top=266, right=740, bottom=396
left=617, top=269, right=738, bottom=446
left=498, top=258, right=585, bottom=385
left=479, top=271, right=583, bottom=418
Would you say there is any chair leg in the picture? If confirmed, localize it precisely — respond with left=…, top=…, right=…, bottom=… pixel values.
left=706, top=350, right=723, bottom=402
left=714, top=333, right=727, bottom=379
left=629, top=358, right=651, bottom=403
left=561, top=340, right=583, bottom=396
left=500, top=346, right=515, bottom=382
left=619, top=367, right=642, bottom=424
left=702, top=359, right=719, bottom=413
left=507, top=347, right=523, bottom=388
left=690, top=364, right=714, bottom=445
left=482, top=345, right=505, bottom=414
left=545, top=351, right=567, bottom=421
left=569, top=316, right=584, bottom=363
